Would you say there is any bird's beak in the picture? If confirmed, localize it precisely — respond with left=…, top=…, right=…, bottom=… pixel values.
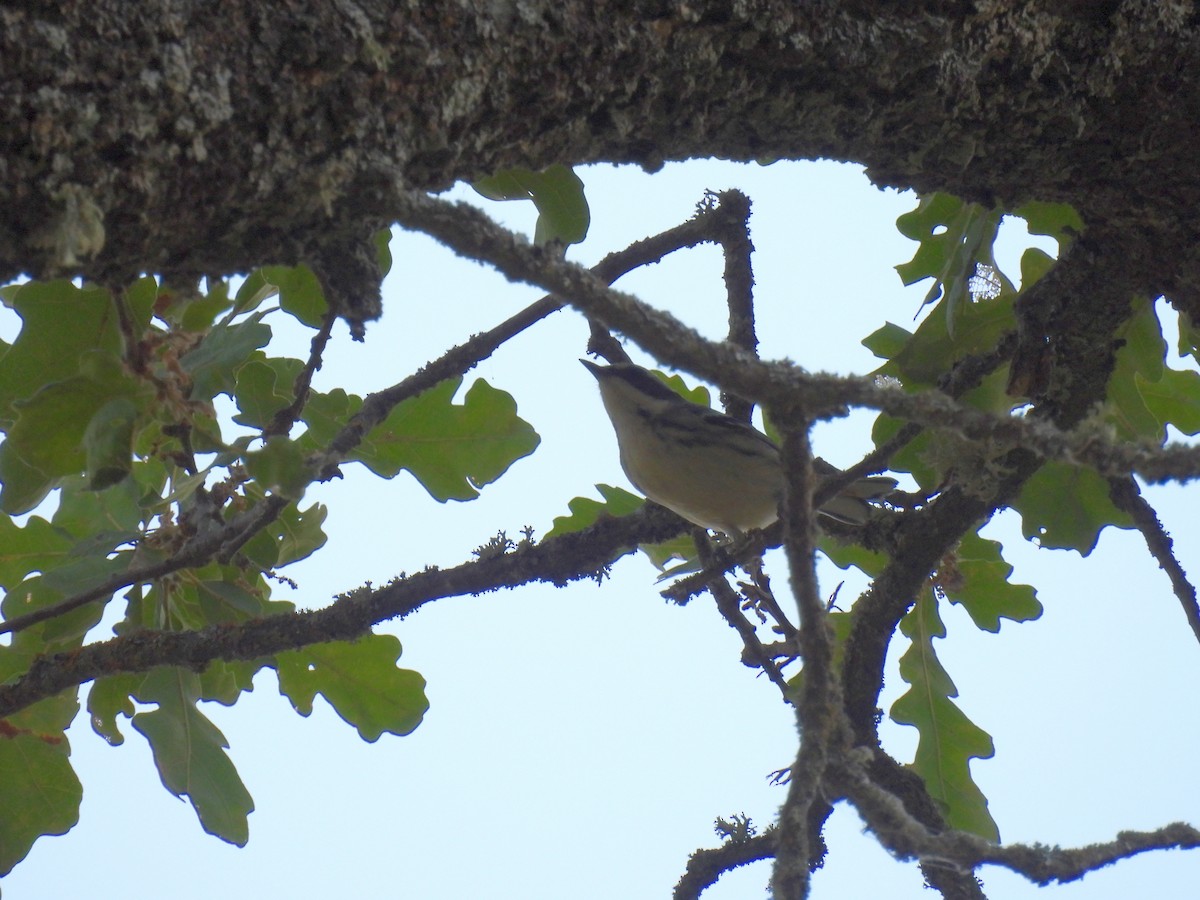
left=580, top=358, right=603, bottom=378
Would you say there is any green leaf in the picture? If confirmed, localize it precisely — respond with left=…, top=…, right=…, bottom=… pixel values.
left=198, top=659, right=263, bottom=706
left=873, top=293, right=1016, bottom=394
left=472, top=164, right=590, bottom=245
left=232, top=270, right=279, bottom=316
left=242, top=499, right=329, bottom=570
left=546, top=483, right=644, bottom=539
left=1104, top=298, right=1166, bottom=440
left=0, top=731, right=82, bottom=876
left=645, top=535, right=701, bottom=575
left=131, top=668, right=254, bottom=845
left=0, top=351, right=144, bottom=513
left=245, top=436, right=313, bottom=499
left=1102, top=298, right=1200, bottom=439
left=122, top=276, right=159, bottom=329
left=545, top=484, right=648, bottom=566
left=351, top=377, right=540, bottom=502
left=1013, top=461, right=1134, bottom=554
left=83, top=396, right=138, bottom=490
left=891, top=589, right=999, bottom=841
left=1019, top=246, right=1057, bottom=289
left=1140, top=367, right=1200, bottom=436
left=177, top=281, right=235, bottom=331
left=820, top=539, right=890, bottom=580
left=87, top=673, right=138, bottom=745
left=895, top=194, right=1013, bottom=336
left=123, top=580, right=181, bottom=632
left=297, top=387, right=362, bottom=448
left=862, top=322, right=913, bottom=361
left=233, top=356, right=304, bottom=428
left=273, top=501, right=328, bottom=566
left=275, top=634, right=428, bottom=741
left=870, top=416, right=942, bottom=490
left=1013, top=200, right=1084, bottom=246
left=258, top=265, right=329, bottom=328
left=51, top=472, right=147, bottom=543
left=374, top=227, right=393, bottom=277
left=182, top=566, right=281, bottom=626
left=180, top=312, right=272, bottom=400
left=895, top=193, right=966, bottom=283
left=157, top=562, right=293, bottom=632
left=653, top=370, right=711, bottom=406
left=943, top=534, right=1042, bottom=632
left=4, top=555, right=128, bottom=651
left=0, top=515, right=72, bottom=591
left=0, top=446, right=55, bottom=516
left=0, top=280, right=122, bottom=426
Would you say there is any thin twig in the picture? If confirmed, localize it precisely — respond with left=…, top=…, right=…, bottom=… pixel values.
left=740, top=562, right=800, bottom=645
left=0, top=496, right=290, bottom=637
left=587, top=189, right=755, bottom=367
left=267, top=308, right=338, bottom=436
left=660, top=526, right=775, bottom=604
left=1109, top=475, right=1200, bottom=646
left=695, top=535, right=793, bottom=701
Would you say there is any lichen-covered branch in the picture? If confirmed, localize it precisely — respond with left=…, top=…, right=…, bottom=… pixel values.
left=0, top=504, right=687, bottom=719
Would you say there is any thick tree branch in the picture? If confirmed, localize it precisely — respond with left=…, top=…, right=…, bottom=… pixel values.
left=772, top=421, right=842, bottom=898
left=6, top=3, right=1200, bottom=318
left=714, top=189, right=757, bottom=423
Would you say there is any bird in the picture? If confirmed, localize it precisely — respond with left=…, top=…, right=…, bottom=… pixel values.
left=581, top=358, right=896, bottom=535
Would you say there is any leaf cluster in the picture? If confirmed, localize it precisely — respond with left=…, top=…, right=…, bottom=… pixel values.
left=0, top=259, right=538, bottom=868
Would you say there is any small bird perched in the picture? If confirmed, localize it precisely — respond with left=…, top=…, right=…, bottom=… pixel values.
left=582, top=359, right=896, bottom=535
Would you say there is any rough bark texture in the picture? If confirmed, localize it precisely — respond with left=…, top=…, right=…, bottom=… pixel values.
left=3, top=1, right=1198, bottom=318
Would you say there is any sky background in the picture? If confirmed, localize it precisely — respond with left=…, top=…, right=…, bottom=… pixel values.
left=3, top=159, right=1199, bottom=898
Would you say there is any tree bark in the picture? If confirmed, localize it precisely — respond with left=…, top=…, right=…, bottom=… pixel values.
left=3, top=1, right=1198, bottom=322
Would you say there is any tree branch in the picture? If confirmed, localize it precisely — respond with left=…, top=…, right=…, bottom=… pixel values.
left=1109, top=475, right=1200, bottom=647
left=674, top=828, right=778, bottom=900
left=1, top=203, right=741, bottom=639
left=0, top=504, right=688, bottom=719
left=714, top=189, right=757, bottom=423
left=772, top=419, right=842, bottom=898
left=266, top=307, right=337, bottom=437
left=697, top=537, right=794, bottom=702
left=831, top=758, right=1200, bottom=886
left=388, top=188, right=1200, bottom=487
